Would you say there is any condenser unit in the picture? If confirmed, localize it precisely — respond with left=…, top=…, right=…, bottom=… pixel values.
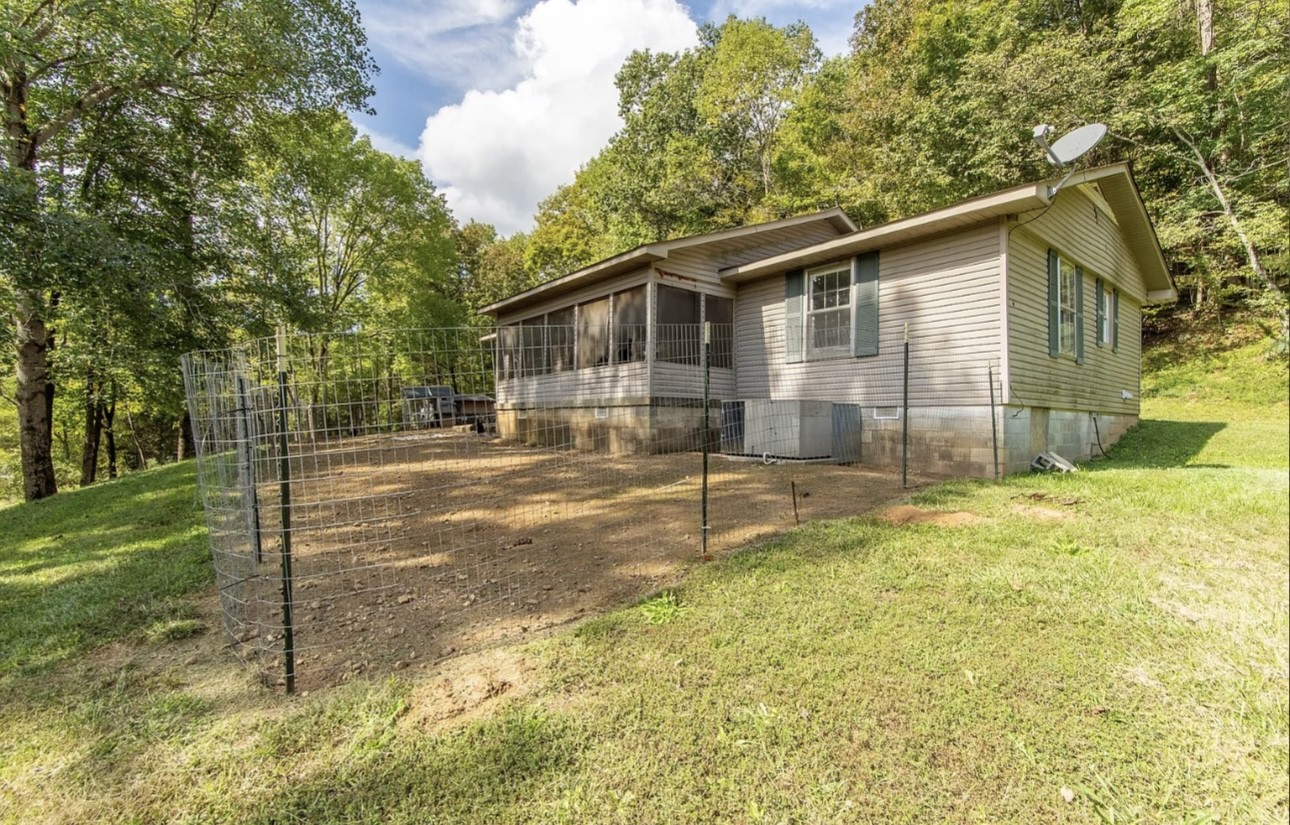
left=720, top=400, right=833, bottom=459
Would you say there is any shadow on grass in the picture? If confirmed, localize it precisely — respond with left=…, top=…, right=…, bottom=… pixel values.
left=0, top=462, right=212, bottom=678
left=248, top=706, right=578, bottom=823
left=1092, top=419, right=1227, bottom=470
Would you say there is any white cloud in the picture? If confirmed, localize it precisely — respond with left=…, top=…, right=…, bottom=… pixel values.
left=360, top=0, right=528, bottom=92
left=351, top=120, right=418, bottom=159
left=417, top=0, right=699, bottom=235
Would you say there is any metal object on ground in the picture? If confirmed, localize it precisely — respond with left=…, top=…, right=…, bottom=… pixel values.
left=1031, top=452, right=1078, bottom=473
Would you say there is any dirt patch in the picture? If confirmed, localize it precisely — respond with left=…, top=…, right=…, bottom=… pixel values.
left=403, top=647, right=536, bottom=731
left=1008, top=492, right=1081, bottom=522
left=214, top=433, right=912, bottom=691
left=1012, top=505, right=1074, bottom=521
left=880, top=505, right=985, bottom=527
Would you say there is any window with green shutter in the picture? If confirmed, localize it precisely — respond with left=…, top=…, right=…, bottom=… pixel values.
left=784, top=252, right=879, bottom=362
left=1096, top=279, right=1115, bottom=348
left=806, top=263, right=851, bottom=358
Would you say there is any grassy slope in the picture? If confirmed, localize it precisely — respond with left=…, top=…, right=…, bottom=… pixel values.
left=0, top=462, right=211, bottom=677
left=0, top=339, right=1286, bottom=824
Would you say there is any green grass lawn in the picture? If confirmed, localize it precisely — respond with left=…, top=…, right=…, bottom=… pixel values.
left=0, top=462, right=211, bottom=679
left=1, top=341, right=1286, bottom=824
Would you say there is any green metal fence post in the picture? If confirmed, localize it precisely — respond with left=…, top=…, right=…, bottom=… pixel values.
left=701, top=321, right=711, bottom=557
left=902, top=323, right=910, bottom=489
left=275, top=328, right=297, bottom=694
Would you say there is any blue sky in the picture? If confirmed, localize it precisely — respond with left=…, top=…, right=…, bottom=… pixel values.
left=350, top=0, right=864, bottom=235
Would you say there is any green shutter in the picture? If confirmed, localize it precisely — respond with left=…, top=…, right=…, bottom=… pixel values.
left=1075, top=266, right=1085, bottom=364
left=1047, top=249, right=1059, bottom=357
left=1094, top=277, right=1105, bottom=347
left=1112, top=288, right=1120, bottom=353
left=852, top=251, right=879, bottom=357
left=785, top=269, right=805, bottom=364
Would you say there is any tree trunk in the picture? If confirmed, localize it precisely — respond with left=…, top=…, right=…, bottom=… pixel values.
left=7, top=69, right=59, bottom=500
left=15, top=302, right=58, bottom=500
left=1197, top=0, right=1216, bottom=90
left=80, top=374, right=103, bottom=486
left=1173, top=126, right=1289, bottom=342
left=105, top=397, right=118, bottom=479
left=124, top=405, right=148, bottom=470
left=178, top=410, right=195, bottom=460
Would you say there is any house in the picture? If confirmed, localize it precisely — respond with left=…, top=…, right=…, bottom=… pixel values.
left=481, top=163, right=1175, bottom=476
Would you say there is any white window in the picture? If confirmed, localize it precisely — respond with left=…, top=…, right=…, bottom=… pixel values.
left=807, top=264, right=851, bottom=358
left=1057, top=256, right=1078, bottom=356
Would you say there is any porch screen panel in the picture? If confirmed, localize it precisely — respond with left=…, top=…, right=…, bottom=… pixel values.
left=520, top=316, right=547, bottom=376
left=614, top=286, right=647, bottom=363
left=498, top=325, right=520, bottom=380
left=577, top=297, right=610, bottom=369
left=705, top=294, right=734, bottom=369
left=548, top=307, right=574, bottom=372
left=658, top=285, right=700, bottom=365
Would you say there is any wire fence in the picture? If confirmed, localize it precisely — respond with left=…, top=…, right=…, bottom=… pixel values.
left=183, top=325, right=1004, bottom=691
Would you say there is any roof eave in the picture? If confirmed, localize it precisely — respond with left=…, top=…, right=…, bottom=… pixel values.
left=1044, top=163, right=1175, bottom=299
left=479, top=247, right=666, bottom=316
left=480, top=207, right=858, bottom=316
left=719, top=183, right=1049, bottom=283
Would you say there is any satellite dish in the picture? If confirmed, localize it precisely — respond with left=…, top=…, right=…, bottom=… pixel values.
left=1032, top=122, right=1108, bottom=196
left=1047, top=123, right=1106, bottom=166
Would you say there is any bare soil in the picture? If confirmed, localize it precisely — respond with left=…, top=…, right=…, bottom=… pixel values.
left=228, top=433, right=912, bottom=691
left=879, top=505, right=987, bottom=527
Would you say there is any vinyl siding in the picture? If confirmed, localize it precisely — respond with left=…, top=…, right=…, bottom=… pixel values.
left=653, top=362, right=736, bottom=399
left=1007, top=185, right=1145, bottom=414
left=497, top=362, right=651, bottom=407
left=649, top=228, right=840, bottom=398
left=734, top=224, right=1002, bottom=406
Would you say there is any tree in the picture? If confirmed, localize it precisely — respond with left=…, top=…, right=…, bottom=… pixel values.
left=1, top=0, right=374, bottom=500
left=697, top=17, right=820, bottom=203
left=236, top=112, right=459, bottom=431
left=450, top=222, right=531, bottom=314
left=241, top=112, right=457, bottom=333
left=527, top=17, right=824, bottom=272
left=1113, top=0, right=1288, bottom=336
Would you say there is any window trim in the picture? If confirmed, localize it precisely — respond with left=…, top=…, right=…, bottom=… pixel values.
left=1096, top=278, right=1115, bottom=348
left=1057, top=256, right=1078, bottom=357
left=1048, top=248, right=1085, bottom=363
left=805, top=262, right=853, bottom=360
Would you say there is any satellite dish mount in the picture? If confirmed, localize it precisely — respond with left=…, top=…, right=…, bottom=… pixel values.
left=1032, top=123, right=1107, bottom=197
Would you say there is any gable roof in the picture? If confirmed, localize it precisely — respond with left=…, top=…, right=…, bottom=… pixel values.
left=479, top=208, right=857, bottom=316
left=719, top=163, right=1175, bottom=304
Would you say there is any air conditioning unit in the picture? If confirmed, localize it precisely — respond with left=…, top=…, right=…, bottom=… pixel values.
left=720, top=400, right=835, bottom=459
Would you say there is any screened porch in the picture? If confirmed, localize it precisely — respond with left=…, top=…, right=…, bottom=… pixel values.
left=494, top=281, right=735, bottom=406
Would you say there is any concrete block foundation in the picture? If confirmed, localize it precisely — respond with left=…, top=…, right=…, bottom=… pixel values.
left=497, top=402, right=715, bottom=455
left=498, top=400, right=1138, bottom=478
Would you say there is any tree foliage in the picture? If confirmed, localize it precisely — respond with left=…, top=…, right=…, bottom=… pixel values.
left=1, top=0, right=375, bottom=499
left=528, top=0, right=1286, bottom=332
left=238, top=112, right=459, bottom=333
